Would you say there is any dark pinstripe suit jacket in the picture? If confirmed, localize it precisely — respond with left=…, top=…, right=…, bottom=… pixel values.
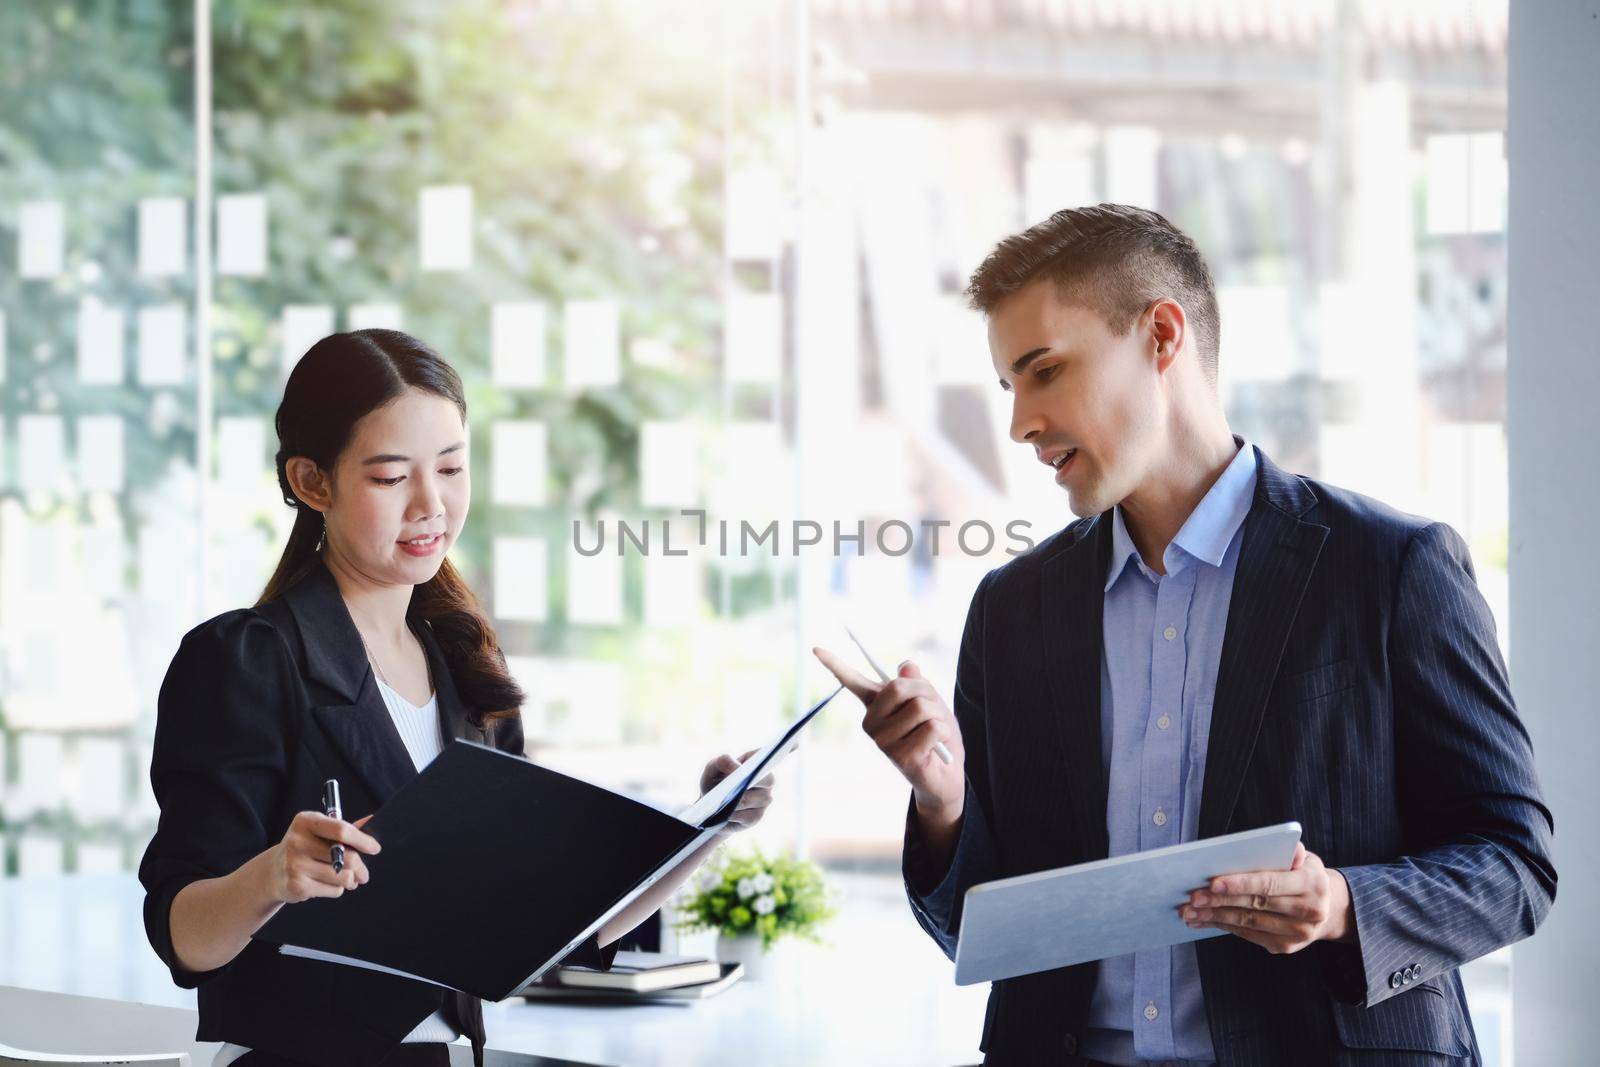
left=904, top=447, right=1555, bottom=1066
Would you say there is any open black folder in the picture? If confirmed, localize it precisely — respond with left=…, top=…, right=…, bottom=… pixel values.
left=254, top=685, right=840, bottom=1002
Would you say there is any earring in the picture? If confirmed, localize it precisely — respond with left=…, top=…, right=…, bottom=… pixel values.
left=315, top=516, right=326, bottom=553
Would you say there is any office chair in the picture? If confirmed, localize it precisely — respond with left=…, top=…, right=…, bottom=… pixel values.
left=0, top=1044, right=189, bottom=1066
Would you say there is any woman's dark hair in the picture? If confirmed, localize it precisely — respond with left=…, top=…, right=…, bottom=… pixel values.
left=257, top=328, right=524, bottom=727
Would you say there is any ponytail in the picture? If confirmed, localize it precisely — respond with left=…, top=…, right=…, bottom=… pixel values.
left=257, top=488, right=324, bottom=607
left=410, top=558, right=524, bottom=725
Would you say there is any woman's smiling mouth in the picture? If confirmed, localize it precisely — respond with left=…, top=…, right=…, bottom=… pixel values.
left=398, top=532, right=444, bottom=556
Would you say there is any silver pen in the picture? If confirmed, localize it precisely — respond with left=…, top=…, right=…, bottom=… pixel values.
left=845, top=625, right=954, bottom=765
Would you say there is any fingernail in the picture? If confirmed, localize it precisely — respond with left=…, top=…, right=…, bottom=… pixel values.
left=1193, top=893, right=1209, bottom=906
left=1211, top=880, right=1226, bottom=893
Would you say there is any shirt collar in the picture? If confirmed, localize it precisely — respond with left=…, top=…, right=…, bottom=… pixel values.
left=1104, top=439, right=1259, bottom=592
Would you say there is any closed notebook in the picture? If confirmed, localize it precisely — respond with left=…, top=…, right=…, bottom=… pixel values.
left=554, top=951, right=722, bottom=993
left=517, top=962, right=744, bottom=1002
left=255, top=686, right=837, bottom=1002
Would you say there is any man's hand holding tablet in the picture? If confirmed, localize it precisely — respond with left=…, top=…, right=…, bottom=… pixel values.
left=1180, top=840, right=1357, bottom=953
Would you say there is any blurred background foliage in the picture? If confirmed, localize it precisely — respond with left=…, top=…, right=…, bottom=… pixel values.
left=0, top=0, right=750, bottom=657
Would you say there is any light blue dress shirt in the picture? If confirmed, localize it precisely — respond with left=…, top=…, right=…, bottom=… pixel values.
left=1081, top=441, right=1258, bottom=1067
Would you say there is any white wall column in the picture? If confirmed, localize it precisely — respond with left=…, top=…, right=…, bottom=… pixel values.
left=1507, top=2, right=1600, bottom=1061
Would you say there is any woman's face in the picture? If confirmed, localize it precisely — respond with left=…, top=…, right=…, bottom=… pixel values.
left=321, top=387, right=471, bottom=587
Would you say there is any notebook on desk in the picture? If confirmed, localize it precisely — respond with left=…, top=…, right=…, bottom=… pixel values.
left=516, top=962, right=745, bottom=1003
left=255, top=687, right=839, bottom=1001
left=550, top=950, right=723, bottom=993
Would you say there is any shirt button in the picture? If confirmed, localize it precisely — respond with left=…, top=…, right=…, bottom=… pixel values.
left=1143, top=1001, right=1159, bottom=1021
left=1163, top=626, right=1177, bottom=641
left=1156, top=714, right=1171, bottom=730
left=1152, top=807, right=1168, bottom=827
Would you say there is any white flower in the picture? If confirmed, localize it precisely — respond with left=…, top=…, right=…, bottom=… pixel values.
left=753, top=873, right=775, bottom=893
left=698, top=870, right=722, bottom=892
left=737, top=877, right=757, bottom=900
left=753, top=894, right=776, bottom=915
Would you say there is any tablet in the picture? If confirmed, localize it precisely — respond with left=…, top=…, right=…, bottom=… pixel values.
left=953, top=821, right=1302, bottom=985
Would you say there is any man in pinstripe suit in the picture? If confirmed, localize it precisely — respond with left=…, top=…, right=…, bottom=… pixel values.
left=817, top=205, right=1554, bottom=1065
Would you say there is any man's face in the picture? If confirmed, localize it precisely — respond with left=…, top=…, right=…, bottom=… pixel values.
left=988, top=278, right=1163, bottom=518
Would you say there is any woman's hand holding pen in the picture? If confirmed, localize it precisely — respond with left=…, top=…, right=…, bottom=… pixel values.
left=265, top=810, right=381, bottom=903
left=812, top=648, right=966, bottom=820
left=701, top=749, right=775, bottom=837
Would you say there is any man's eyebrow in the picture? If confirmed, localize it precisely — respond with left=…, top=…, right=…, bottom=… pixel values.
left=361, top=442, right=467, bottom=466
left=1010, top=347, right=1052, bottom=374
left=998, top=346, right=1054, bottom=390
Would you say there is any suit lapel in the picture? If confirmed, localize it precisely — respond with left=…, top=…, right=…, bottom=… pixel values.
left=1039, top=515, right=1112, bottom=862
left=1198, top=450, right=1330, bottom=838
left=283, top=562, right=421, bottom=806
left=310, top=680, right=419, bottom=806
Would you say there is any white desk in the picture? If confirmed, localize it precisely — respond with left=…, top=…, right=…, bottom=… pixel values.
left=0, top=874, right=987, bottom=1067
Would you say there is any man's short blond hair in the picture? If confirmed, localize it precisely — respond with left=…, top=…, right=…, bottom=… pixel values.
left=966, top=203, right=1222, bottom=383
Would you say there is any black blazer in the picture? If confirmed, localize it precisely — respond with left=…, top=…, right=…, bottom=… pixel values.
left=905, top=447, right=1556, bottom=1066
left=138, top=561, right=612, bottom=1067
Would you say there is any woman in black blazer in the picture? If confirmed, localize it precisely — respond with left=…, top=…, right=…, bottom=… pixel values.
left=138, top=330, right=773, bottom=1067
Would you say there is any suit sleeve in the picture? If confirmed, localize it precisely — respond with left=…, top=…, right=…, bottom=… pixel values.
left=137, top=612, right=299, bottom=989
left=902, top=570, right=1004, bottom=961
left=490, top=705, right=620, bottom=972
left=1331, top=522, right=1556, bottom=1006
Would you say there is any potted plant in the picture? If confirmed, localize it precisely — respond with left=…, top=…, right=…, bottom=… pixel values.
left=673, top=846, right=836, bottom=979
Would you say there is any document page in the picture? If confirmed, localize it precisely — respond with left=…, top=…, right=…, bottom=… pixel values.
left=278, top=944, right=454, bottom=990
left=677, top=685, right=841, bottom=828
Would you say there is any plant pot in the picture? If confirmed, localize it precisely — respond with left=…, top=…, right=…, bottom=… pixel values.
left=715, top=932, right=773, bottom=981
